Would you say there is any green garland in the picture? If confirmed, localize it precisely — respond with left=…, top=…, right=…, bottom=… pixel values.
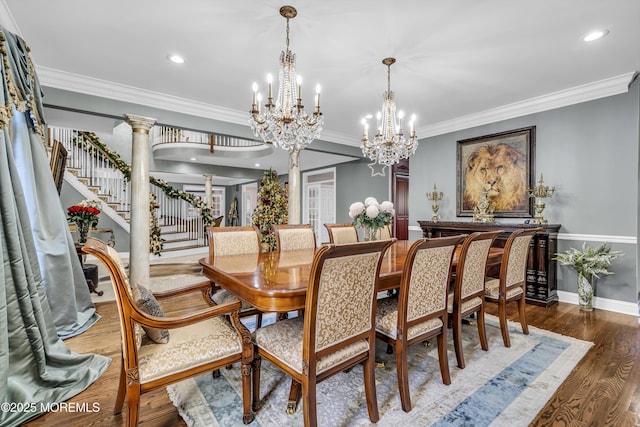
left=73, top=131, right=214, bottom=253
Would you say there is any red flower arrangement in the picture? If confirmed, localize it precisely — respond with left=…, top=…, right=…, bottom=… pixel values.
left=67, top=199, right=102, bottom=243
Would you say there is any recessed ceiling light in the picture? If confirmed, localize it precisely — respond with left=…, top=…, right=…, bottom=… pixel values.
left=255, top=163, right=260, bottom=167
left=168, top=54, right=185, bottom=64
left=365, top=114, right=373, bottom=119
left=190, top=157, right=196, bottom=161
left=582, top=29, right=609, bottom=42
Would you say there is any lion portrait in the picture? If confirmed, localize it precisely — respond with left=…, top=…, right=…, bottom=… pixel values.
left=463, top=143, right=527, bottom=212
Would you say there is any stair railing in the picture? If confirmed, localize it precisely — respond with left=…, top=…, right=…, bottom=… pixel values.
left=48, top=126, right=212, bottom=251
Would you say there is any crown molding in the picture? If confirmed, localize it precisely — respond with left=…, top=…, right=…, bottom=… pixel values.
left=418, top=72, right=638, bottom=138
left=0, top=0, right=21, bottom=35
left=37, top=66, right=249, bottom=125
left=37, top=66, right=637, bottom=146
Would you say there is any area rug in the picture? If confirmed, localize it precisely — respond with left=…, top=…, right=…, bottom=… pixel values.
left=167, top=315, right=593, bottom=426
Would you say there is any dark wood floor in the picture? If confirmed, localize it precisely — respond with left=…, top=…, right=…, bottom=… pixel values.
left=23, top=296, right=640, bottom=427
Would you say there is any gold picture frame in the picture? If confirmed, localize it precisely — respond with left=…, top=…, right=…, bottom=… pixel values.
left=456, top=126, right=535, bottom=218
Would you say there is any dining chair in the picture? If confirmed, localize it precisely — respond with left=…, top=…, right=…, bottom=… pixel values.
left=376, top=224, right=392, bottom=240
left=447, top=230, right=503, bottom=369
left=274, top=223, right=317, bottom=251
left=252, top=239, right=395, bottom=427
left=376, top=234, right=466, bottom=412
left=207, top=225, right=265, bottom=329
left=484, top=228, right=541, bottom=347
left=324, top=223, right=359, bottom=244
left=82, top=237, right=254, bottom=426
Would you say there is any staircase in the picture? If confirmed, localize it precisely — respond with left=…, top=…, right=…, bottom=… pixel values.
left=48, top=127, right=207, bottom=256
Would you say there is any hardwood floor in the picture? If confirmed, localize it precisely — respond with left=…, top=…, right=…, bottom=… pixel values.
left=23, top=296, right=640, bottom=426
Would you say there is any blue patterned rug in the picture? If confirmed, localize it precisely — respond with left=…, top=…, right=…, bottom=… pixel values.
left=167, top=315, right=592, bottom=426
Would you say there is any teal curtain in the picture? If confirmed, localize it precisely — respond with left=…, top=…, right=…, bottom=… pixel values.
left=0, top=26, right=110, bottom=426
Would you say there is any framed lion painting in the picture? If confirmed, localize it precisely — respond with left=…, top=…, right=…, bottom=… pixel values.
left=456, top=126, right=535, bottom=218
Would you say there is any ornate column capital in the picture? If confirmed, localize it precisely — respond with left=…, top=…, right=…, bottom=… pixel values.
left=125, top=114, right=156, bottom=134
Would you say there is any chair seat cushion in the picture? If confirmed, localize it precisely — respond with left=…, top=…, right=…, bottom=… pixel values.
left=447, top=293, right=482, bottom=314
left=211, top=289, right=253, bottom=310
left=484, top=278, right=525, bottom=300
left=138, top=316, right=242, bottom=384
left=255, top=317, right=369, bottom=375
left=375, top=297, right=443, bottom=340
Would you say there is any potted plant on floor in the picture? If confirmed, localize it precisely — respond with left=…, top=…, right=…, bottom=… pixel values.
left=554, top=242, right=623, bottom=311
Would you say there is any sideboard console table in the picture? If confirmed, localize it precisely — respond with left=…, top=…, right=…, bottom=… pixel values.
left=417, top=221, right=561, bottom=307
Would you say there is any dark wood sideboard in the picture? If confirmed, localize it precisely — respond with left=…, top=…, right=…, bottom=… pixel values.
left=417, top=221, right=561, bottom=307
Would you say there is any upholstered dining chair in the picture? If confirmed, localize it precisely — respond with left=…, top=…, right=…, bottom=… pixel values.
left=252, top=239, right=395, bottom=427
left=447, top=230, right=503, bottom=369
left=375, top=224, right=392, bottom=240
left=375, top=234, right=466, bottom=412
left=484, top=228, right=541, bottom=347
left=82, top=237, right=254, bottom=426
left=207, top=225, right=264, bottom=328
left=324, top=222, right=359, bottom=244
left=274, top=223, right=317, bottom=251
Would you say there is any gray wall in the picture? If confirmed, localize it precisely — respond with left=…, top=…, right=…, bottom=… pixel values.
left=409, top=78, right=640, bottom=304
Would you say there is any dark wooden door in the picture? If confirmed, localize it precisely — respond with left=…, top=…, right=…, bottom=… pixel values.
left=394, top=175, right=409, bottom=240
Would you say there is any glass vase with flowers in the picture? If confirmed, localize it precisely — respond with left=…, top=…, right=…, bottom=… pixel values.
left=67, top=199, right=102, bottom=243
left=349, top=197, right=394, bottom=241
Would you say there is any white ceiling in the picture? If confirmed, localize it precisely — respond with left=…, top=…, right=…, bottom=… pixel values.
left=2, top=0, right=639, bottom=176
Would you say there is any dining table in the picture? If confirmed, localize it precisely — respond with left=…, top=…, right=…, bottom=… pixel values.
left=199, top=239, right=504, bottom=313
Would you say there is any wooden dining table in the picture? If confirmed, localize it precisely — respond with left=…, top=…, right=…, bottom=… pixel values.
left=199, top=239, right=504, bottom=313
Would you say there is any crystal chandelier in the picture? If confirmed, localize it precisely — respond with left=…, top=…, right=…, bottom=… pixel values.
left=249, top=5, right=323, bottom=152
left=361, top=57, right=418, bottom=170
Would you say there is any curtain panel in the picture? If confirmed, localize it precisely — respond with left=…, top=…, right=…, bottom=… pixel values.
left=0, top=26, right=110, bottom=427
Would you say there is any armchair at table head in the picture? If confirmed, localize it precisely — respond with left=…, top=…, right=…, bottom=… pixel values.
left=252, top=239, right=395, bottom=426
left=447, top=230, right=503, bottom=369
left=484, top=228, right=541, bottom=347
left=81, top=237, right=254, bottom=426
left=274, top=223, right=317, bottom=251
left=324, top=223, right=359, bottom=244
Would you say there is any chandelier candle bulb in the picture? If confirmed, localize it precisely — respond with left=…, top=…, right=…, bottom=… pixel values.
left=267, top=74, right=273, bottom=101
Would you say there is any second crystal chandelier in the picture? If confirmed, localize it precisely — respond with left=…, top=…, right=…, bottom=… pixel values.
left=249, top=5, right=323, bottom=152
left=361, top=57, right=418, bottom=169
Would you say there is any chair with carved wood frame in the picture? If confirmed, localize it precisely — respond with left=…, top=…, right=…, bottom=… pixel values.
left=252, top=239, right=395, bottom=427
left=484, top=228, right=541, bottom=347
left=447, top=230, right=503, bottom=369
left=207, top=225, right=265, bottom=329
left=82, top=237, right=254, bottom=426
left=375, top=234, right=466, bottom=412
left=274, top=223, right=317, bottom=251
left=324, top=223, right=359, bottom=244
left=376, top=224, right=392, bottom=240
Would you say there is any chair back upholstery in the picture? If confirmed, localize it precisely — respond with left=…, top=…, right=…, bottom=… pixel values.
left=374, top=224, right=392, bottom=240
left=207, top=225, right=261, bottom=259
left=304, top=240, right=394, bottom=356
left=324, top=223, right=359, bottom=244
left=454, top=231, right=503, bottom=301
left=274, top=224, right=317, bottom=251
left=501, top=228, right=540, bottom=290
left=400, top=235, right=466, bottom=325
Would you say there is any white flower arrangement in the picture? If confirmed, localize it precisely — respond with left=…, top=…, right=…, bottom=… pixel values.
left=349, top=197, right=394, bottom=231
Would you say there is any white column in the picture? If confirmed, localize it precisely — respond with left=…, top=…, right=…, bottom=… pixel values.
left=204, top=173, right=214, bottom=209
left=288, top=149, right=300, bottom=224
left=125, top=114, right=156, bottom=289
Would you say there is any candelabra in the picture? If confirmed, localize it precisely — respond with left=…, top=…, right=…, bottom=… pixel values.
left=426, top=183, right=444, bottom=222
left=527, top=173, right=555, bottom=224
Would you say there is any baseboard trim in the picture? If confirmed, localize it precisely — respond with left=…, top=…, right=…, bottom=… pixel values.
left=557, top=290, right=638, bottom=317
